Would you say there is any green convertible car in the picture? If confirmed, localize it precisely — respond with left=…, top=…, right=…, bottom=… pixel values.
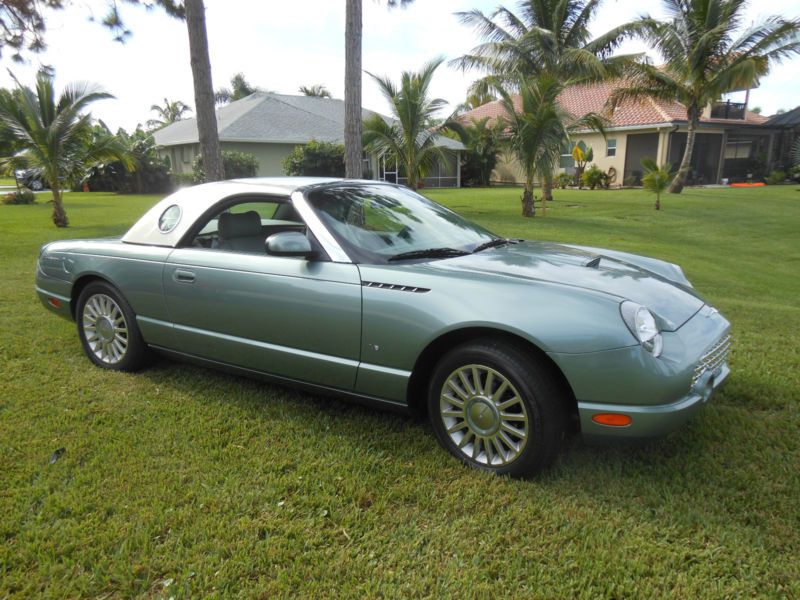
left=36, top=178, right=731, bottom=477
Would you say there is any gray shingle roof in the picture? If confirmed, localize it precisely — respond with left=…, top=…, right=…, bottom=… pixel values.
left=152, top=92, right=464, bottom=150
left=764, top=106, right=800, bottom=128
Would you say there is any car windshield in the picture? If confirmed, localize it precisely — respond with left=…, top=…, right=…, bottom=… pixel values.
left=305, top=184, right=497, bottom=264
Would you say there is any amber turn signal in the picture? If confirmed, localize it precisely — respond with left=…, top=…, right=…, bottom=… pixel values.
left=591, top=413, right=632, bottom=427
left=48, top=297, right=62, bottom=308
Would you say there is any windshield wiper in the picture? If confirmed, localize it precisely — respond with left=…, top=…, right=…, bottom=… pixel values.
left=387, top=247, right=470, bottom=262
left=472, top=238, right=515, bottom=253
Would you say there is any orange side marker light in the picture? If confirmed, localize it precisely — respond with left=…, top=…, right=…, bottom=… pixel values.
left=48, top=297, right=62, bottom=308
left=591, top=413, right=632, bottom=427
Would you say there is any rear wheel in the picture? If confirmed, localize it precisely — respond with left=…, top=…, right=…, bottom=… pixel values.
left=76, top=281, right=149, bottom=371
left=427, top=339, right=567, bottom=478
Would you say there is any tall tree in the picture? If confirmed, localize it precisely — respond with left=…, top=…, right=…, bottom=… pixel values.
left=146, top=98, right=192, bottom=129
left=299, top=84, right=332, bottom=98
left=0, top=70, right=131, bottom=227
left=214, top=73, right=262, bottom=105
left=612, top=0, right=800, bottom=194
left=363, top=58, right=460, bottom=190
left=184, top=0, right=223, bottom=181
left=455, top=0, right=641, bottom=203
left=344, top=0, right=414, bottom=179
left=497, top=75, right=604, bottom=217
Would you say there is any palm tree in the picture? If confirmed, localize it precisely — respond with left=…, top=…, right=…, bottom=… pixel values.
left=299, top=84, right=332, bottom=98
left=363, top=58, right=459, bottom=191
left=497, top=75, right=604, bottom=217
left=612, top=0, right=800, bottom=193
left=641, top=158, right=674, bottom=210
left=454, top=0, right=642, bottom=201
left=185, top=0, right=223, bottom=181
left=146, top=98, right=192, bottom=129
left=344, top=0, right=415, bottom=179
left=0, top=70, right=130, bottom=227
left=461, top=117, right=503, bottom=187
left=214, top=73, right=262, bottom=105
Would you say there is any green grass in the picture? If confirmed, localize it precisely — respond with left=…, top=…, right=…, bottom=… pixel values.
left=2, top=187, right=799, bottom=598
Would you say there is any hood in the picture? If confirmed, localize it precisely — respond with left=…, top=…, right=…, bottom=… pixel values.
left=426, top=241, right=705, bottom=331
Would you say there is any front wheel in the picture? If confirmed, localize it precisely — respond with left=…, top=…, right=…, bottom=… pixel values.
left=76, top=281, right=149, bottom=371
left=427, top=339, right=567, bottom=478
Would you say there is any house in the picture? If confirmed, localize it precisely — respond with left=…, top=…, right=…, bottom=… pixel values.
left=459, top=80, right=776, bottom=186
left=764, top=106, right=800, bottom=172
left=152, top=92, right=464, bottom=188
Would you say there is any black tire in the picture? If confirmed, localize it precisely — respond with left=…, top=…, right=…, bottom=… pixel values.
left=427, top=339, right=567, bottom=478
left=76, top=281, right=149, bottom=372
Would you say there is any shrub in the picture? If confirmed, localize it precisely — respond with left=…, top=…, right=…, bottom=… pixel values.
left=193, top=150, right=259, bottom=183
left=556, top=172, right=573, bottom=189
left=580, top=165, right=605, bottom=190
left=283, top=140, right=345, bottom=177
left=623, top=175, right=638, bottom=187
left=83, top=130, right=173, bottom=194
left=2, top=187, right=35, bottom=205
left=766, top=170, right=787, bottom=185
left=171, top=173, right=195, bottom=188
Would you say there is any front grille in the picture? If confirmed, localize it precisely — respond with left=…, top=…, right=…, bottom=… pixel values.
left=692, top=334, right=732, bottom=385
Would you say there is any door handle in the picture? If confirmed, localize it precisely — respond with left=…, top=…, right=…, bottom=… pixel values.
left=173, top=268, right=196, bottom=283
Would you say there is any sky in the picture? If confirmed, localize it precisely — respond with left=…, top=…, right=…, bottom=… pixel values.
left=1, top=0, right=799, bottom=132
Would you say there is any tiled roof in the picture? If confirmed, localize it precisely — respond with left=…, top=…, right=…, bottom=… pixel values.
left=458, top=79, right=768, bottom=128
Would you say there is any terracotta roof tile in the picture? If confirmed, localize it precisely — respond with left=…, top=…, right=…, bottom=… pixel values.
left=458, top=79, right=767, bottom=128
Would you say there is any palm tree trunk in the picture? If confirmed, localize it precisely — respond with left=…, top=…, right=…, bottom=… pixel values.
left=541, top=174, right=553, bottom=216
left=669, top=109, right=700, bottom=194
left=344, top=0, right=363, bottom=179
left=522, top=177, right=535, bottom=217
left=185, top=0, right=224, bottom=182
left=51, top=185, right=68, bottom=227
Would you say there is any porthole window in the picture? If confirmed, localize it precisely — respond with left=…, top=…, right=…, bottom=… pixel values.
left=158, top=205, right=182, bottom=233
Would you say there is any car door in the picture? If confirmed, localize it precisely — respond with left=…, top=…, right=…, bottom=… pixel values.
left=162, top=198, right=362, bottom=391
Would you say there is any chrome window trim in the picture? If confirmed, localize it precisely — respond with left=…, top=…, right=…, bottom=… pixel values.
left=291, top=190, right=352, bottom=263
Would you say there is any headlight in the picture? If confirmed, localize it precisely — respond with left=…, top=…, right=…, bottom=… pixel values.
left=620, top=301, right=663, bottom=357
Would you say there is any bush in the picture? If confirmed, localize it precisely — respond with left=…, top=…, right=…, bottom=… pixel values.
left=171, top=173, right=195, bottom=188
left=766, top=170, right=787, bottom=185
left=580, top=165, right=606, bottom=190
left=2, top=187, right=35, bottom=205
left=193, top=151, right=259, bottom=183
left=83, top=131, right=173, bottom=194
left=623, top=175, right=638, bottom=187
left=283, top=140, right=345, bottom=177
left=556, top=173, right=573, bottom=189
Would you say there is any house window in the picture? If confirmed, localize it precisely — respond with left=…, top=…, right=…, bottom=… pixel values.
left=560, top=143, right=575, bottom=169
left=180, top=146, right=190, bottom=164
left=606, top=139, right=617, bottom=157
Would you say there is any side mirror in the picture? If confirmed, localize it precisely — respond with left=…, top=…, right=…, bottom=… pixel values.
left=266, top=231, right=316, bottom=259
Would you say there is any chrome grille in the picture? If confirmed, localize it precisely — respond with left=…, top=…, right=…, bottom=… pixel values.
left=692, top=334, right=732, bottom=385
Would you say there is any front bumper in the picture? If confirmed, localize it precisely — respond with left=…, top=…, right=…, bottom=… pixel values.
left=548, top=305, right=731, bottom=440
left=578, top=362, right=729, bottom=440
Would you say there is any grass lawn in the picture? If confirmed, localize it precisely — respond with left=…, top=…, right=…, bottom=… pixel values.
left=1, top=186, right=799, bottom=598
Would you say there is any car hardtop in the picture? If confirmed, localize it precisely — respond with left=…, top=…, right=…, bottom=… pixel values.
left=121, top=177, right=400, bottom=249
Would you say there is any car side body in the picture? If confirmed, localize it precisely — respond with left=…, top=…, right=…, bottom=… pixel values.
left=36, top=178, right=731, bottom=472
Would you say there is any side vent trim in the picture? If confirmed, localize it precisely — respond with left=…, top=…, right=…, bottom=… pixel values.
left=362, top=281, right=430, bottom=293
